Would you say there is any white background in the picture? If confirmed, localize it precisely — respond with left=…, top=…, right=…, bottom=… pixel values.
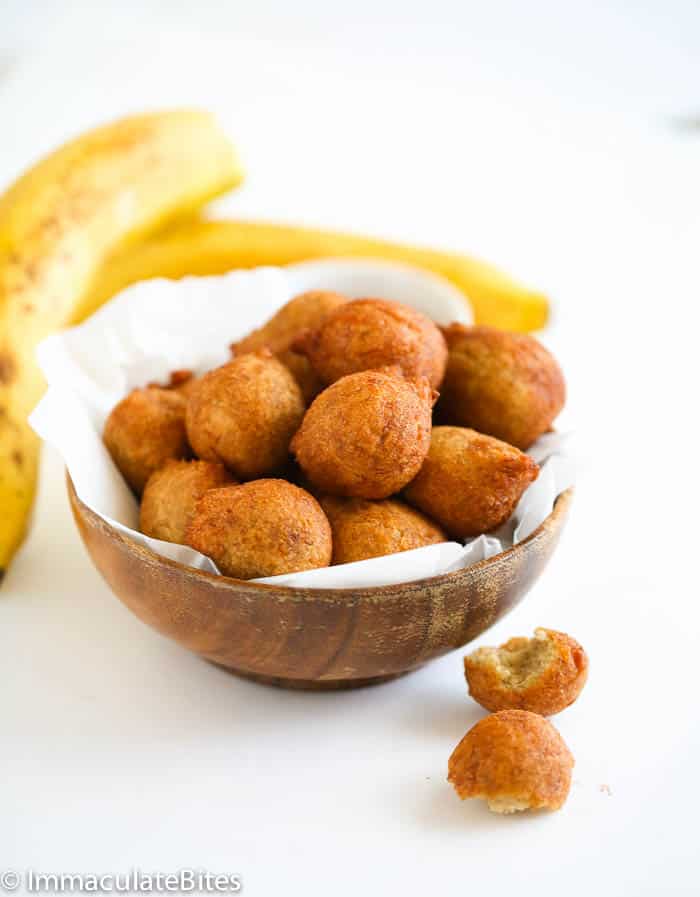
left=2, top=2, right=699, bottom=894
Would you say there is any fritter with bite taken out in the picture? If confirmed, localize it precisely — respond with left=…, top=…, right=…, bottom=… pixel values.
left=464, top=628, right=588, bottom=716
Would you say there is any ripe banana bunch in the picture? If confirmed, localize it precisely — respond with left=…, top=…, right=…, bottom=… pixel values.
left=0, top=110, right=243, bottom=579
left=84, top=218, right=549, bottom=333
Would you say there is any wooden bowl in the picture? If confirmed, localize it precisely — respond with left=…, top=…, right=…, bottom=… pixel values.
left=68, top=477, right=572, bottom=690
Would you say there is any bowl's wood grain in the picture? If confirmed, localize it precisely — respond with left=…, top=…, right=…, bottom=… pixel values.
left=68, top=477, right=572, bottom=689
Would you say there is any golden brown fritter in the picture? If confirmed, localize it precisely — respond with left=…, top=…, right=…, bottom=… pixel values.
left=276, top=348, right=325, bottom=405
left=185, top=479, right=332, bottom=579
left=185, top=350, right=305, bottom=480
left=167, top=369, right=201, bottom=399
left=403, top=426, right=539, bottom=538
left=319, top=495, right=447, bottom=564
left=149, top=368, right=200, bottom=399
left=103, top=387, right=190, bottom=495
left=464, top=628, right=589, bottom=716
left=448, top=710, right=574, bottom=814
left=139, top=459, right=234, bottom=544
left=290, top=368, right=436, bottom=499
left=231, top=290, right=347, bottom=356
left=438, top=323, right=566, bottom=449
left=231, top=291, right=346, bottom=402
left=293, top=298, right=448, bottom=388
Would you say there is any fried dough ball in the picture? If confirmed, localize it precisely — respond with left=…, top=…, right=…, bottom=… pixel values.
left=464, top=628, right=589, bottom=716
left=232, top=290, right=347, bottom=356
left=103, top=388, right=190, bottom=495
left=448, top=710, right=574, bottom=814
left=139, top=459, right=234, bottom=544
left=438, top=324, right=566, bottom=449
left=319, top=496, right=447, bottom=564
left=185, top=351, right=305, bottom=480
left=290, top=368, right=436, bottom=499
left=185, top=479, right=332, bottom=579
left=403, top=426, right=539, bottom=538
left=277, top=348, right=325, bottom=405
left=292, top=298, right=448, bottom=389
left=149, top=369, right=200, bottom=399
left=231, top=291, right=347, bottom=403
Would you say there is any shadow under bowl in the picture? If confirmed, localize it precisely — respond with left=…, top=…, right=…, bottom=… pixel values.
left=68, top=477, right=572, bottom=690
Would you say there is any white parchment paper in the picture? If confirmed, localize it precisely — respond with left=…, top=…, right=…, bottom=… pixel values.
left=29, top=259, right=574, bottom=588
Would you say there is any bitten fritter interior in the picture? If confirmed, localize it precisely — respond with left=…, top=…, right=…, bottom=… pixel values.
left=293, top=298, right=448, bottom=388
left=438, top=323, right=565, bottom=449
left=447, top=710, right=574, bottom=814
left=291, top=367, right=436, bottom=499
left=103, top=387, right=190, bottom=495
left=185, top=350, right=305, bottom=480
left=403, top=426, right=539, bottom=538
left=185, top=479, right=332, bottom=579
left=319, top=495, right=447, bottom=564
left=464, top=628, right=588, bottom=716
left=140, top=459, right=234, bottom=544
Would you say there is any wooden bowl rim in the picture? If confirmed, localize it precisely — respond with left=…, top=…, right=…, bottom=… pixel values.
left=67, top=475, right=572, bottom=602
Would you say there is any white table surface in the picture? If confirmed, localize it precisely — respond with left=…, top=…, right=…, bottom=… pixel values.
left=2, top=3, right=699, bottom=894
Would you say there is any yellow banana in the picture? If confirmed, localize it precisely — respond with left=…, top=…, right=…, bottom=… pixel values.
left=0, top=110, right=243, bottom=579
left=83, top=218, right=549, bottom=331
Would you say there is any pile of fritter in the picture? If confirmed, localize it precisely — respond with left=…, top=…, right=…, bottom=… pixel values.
left=103, top=290, right=565, bottom=580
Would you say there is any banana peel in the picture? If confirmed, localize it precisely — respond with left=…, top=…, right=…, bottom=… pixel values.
left=0, top=110, right=243, bottom=579
left=83, top=218, right=549, bottom=331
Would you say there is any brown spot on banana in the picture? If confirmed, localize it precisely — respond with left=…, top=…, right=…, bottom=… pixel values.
left=0, top=352, right=16, bottom=385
